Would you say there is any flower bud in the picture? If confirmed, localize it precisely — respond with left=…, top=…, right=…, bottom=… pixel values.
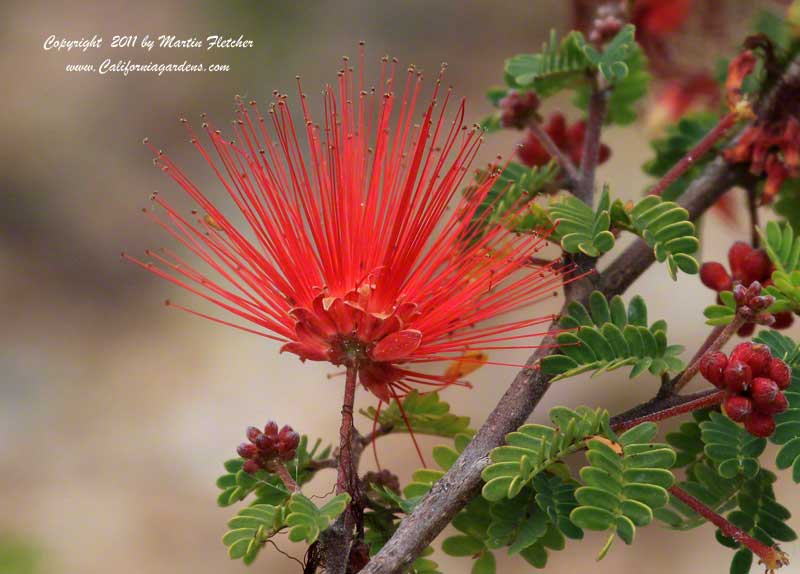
left=246, top=426, right=263, bottom=443
left=724, top=395, right=753, bottom=422
left=699, top=351, right=728, bottom=388
left=751, top=377, right=779, bottom=410
left=730, top=342, right=754, bottom=364
left=264, top=421, right=279, bottom=438
left=768, top=358, right=792, bottom=389
left=237, top=442, right=258, bottom=459
left=699, top=262, right=732, bottom=292
left=242, top=459, right=262, bottom=474
left=763, top=391, right=789, bottom=415
left=733, top=283, right=749, bottom=305
left=744, top=411, right=776, bottom=437
left=724, top=360, right=752, bottom=392
left=748, top=344, right=773, bottom=376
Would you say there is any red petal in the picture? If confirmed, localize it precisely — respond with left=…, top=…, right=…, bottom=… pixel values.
left=371, top=329, right=423, bottom=362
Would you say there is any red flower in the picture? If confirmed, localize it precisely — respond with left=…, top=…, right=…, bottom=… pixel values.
left=517, top=113, right=610, bottom=168
left=127, top=56, right=574, bottom=405
left=632, top=0, right=692, bottom=39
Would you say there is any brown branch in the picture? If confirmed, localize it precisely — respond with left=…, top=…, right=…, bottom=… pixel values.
left=576, top=81, right=608, bottom=203
left=609, top=389, right=724, bottom=433
left=359, top=55, right=800, bottom=574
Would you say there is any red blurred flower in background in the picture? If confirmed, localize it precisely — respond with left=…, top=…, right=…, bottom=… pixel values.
left=126, top=55, right=574, bottom=409
left=517, top=113, right=611, bottom=168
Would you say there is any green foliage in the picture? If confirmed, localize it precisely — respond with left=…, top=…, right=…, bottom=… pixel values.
left=548, top=186, right=615, bottom=256
left=481, top=406, right=610, bottom=501
left=701, top=412, right=766, bottom=479
left=286, top=493, right=350, bottom=543
left=223, top=503, right=287, bottom=564
left=222, top=493, right=349, bottom=564
left=504, top=29, right=591, bottom=96
left=574, top=45, right=650, bottom=125
left=754, top=329, right=800, bottom=482
left=0, top=536, right=40, bottom=574
left=539, top=291, right=685, bottom=380
left=612, top=195, right=700, bottom=279
left=658, top=406, right=796, bottom=573
left=504, top=25, right=641, bottom=100
left=642, top=113, right=723, bottom=201
left=574, top=24, right=637, bottom=82
left=570, top=423, right=675, bottom=558
left=532, top=473, right=584, bottom=540
left=359, top=390, right=473, bottom=438
left=470, top=161, right=560, bottom=233
left=215, top=436, right=331, bottom=507
left=703, top=290, right=738, bottom=326
left=761, top=221, right=800, bottom=312
left=774, top=178, right=800, bottom=231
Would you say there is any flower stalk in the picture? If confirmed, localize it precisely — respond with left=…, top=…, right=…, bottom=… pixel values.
left=669, top=485, right=789, bottom=572
left=611, top=389, right=725, bottom=433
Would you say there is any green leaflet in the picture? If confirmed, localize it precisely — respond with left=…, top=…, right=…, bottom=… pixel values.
left=539, top=291, right=685, bottom=380
left=359, top=390, right=473, bottom=438
left=467, top=161, right=559, bottom=234
left=754, top=330, right=800, bottom=482
left=504, top=29, right=592, bottom=96
left=701, top=412, right=766, bottom=479
left=761, top=222, right=800, bottom=312
left=548, top=186, right=615, bottom=257
left=222, top=503, right=288, bottom=564
left=285, top=492, right=350, bottom=544
left=570, top=423, right=675, bottom=558
left=612, top=195, right=700, bottom=280
left=481, top=406, right=610, bottom=501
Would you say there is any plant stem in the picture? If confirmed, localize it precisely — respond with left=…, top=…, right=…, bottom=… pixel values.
left=526, top=118, right=581, bottom=187
left=267, top=461, right=301, bottom=493
left=610, top=390, right=725, bottom=433
left=671, top=315, right=747, bottom=393
left=577, top=81, right=608, bottom=204
left=747, top=184, right=760, bottom=247
left=649, top=111, right=738, bottom=197
left=669, top=485, right=789, bottom=572
left=337, top=366, right=358, bottom=496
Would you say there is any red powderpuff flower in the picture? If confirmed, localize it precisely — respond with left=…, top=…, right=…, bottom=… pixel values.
left=126, top=55, right=577, bottom=409
left=517, top=113, right=610, bottom=168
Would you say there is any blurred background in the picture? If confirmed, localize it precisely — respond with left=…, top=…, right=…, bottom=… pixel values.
left=2, top=0, right=798, bottom=573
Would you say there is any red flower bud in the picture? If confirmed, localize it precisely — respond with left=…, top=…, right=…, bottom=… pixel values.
left=264, top=421, right=279, bottom=437
left=748, top=344, right=773, bottom=376
left=768, top=358, right=792, bottom=390
left=724, top=394, right=753, bottom=422
left=246, top=426, right=263, bottom=443
left=773, top=312, right=794, bottom=330
left=237, top=442, right=258, bottom=459
left=751, top=377, right=779, bottom=411
left=733, top=283, right=749, bottom=306
left=730, top=342, right=754, bottom=364
left=728, top=242, right=754, bottom=280
left=763, top=391, right=789, bottom=415
left=699, top=351, right=728, bottom=388
left=700, top=262, right=732, bottom=292
left=242, top=459, right=262, bottom=474
left=744, top=411, right=776, bottom=437
left=740, top=251, right=772, bottom=285
left=499, top=90, right=540, bottom=130
left=724, top=360, right=752, bottom=392
left=255, top=433, right=277, bottom=454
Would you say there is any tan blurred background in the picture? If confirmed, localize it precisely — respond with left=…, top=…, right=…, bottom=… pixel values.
left=2, top=0, right=799, bottom=573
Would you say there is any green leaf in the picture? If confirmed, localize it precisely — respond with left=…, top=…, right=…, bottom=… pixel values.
left=570, top=426, right=675, bottom=557
left=540, top=291, right=684, bottom=381
left=360, top=390, right=472, bottom=438
left=222, top=503, right=287, bottom=564
left=482, top=406, right=609, bottom=500
left=442, top=535, right=484, bottom=557
left=472, top=551, right=496, bottom=574
left=548, top=186, right=616, bottom=256
left=285, top=493, right=350, bottom=544
left=505, top=30, right=591, bottom=96
left=575, top=24, right=637, bottom=82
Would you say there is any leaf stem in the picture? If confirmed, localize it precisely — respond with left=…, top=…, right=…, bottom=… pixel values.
left=668, top=485, right=789, bottom=572
left=610, top=389, right=725, bottom=433
left=266, top=461, right=301, bottom=493
left=649, top=111, right=738, bottom=197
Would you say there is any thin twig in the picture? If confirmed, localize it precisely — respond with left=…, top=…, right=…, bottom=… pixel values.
left=577, top=81, right=608, bottom=203
left=747, top=184, right=761, bottom=248
left=526, top=118, right=581, bottom=186
left=610, top=389, right=725, bottom=433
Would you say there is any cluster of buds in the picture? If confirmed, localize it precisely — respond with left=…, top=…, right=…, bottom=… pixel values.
left=517, top=113, right=611, bottom=168
left=700, top=242, right=793, bottom=336
left=498, top=90, right=540, bottom=129
left=237, top=421, right=300, bottom=474
left=589, top=4, right=624, bottom=44
left=700, top=342, right=791, bottom=437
